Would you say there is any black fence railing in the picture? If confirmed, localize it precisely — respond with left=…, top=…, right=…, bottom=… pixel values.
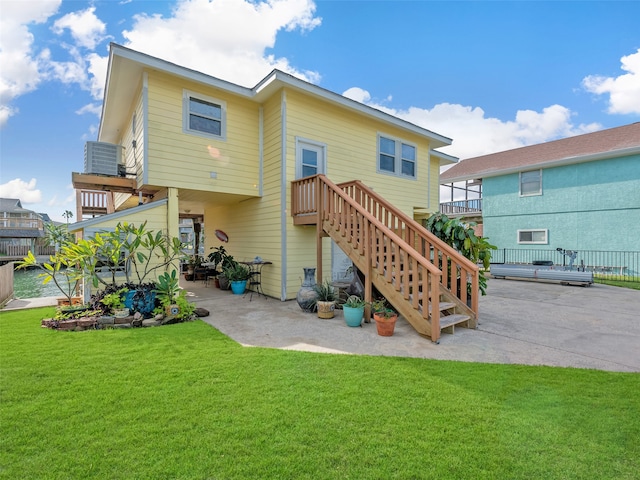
left=490, top=248, right=639, bottom=283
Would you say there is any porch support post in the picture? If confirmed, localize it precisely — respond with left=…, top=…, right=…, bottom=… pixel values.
left=364, top=219, right=372, bottom=322
left=167, top=187, right=180, bottom=273
left=316, top=176, right=323, bottom=282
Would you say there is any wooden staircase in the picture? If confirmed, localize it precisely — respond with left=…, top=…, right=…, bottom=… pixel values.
left=291, top=175, right=479, bottom=343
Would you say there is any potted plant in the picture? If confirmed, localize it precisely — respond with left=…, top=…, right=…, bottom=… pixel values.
left=342, top=295, right=367, bottom=327
left=223, top=262, right=251, bottom=295
left=208, top=246, right=235, bottom=288
left=313, top=279, right=337, bottom=319
left=371, top=298, right=398, bottom=336
left=100, top=287, right=129, bottom=317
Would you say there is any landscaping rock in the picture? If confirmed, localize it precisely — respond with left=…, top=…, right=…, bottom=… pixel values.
left=142, top=319, right=161, bottom=327
left=76, top=318, right=97, bottom=328
left=98, top=316, right=115, bottom=325
left=114, top=316, right=132, bottom=325
left=112, top=323, right=132, bottom=329
left=195, top=307, right=209, bottom=317
left=161, top=315, right=181, bottom=325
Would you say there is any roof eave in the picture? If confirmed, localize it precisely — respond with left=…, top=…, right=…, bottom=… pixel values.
left=253, top=70, right=453, bottom=148
left=440, top=145, right=640, bottom=184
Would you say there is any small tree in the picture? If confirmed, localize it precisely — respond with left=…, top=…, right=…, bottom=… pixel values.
left=63, top=221, right=186, bottom=289
left=15, top=251, right=82, bottom=304
left=425, top=213, right=496, bottom=295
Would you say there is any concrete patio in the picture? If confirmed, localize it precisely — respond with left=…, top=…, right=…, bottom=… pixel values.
left=183, top=277, right=640, bottom=373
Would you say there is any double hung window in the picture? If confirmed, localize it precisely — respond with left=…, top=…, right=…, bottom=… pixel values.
left=378, top=135, right=416, bottom=178
left=520, top=169, right=542, bottom=196
left=183, top=91, right=226, bottom=139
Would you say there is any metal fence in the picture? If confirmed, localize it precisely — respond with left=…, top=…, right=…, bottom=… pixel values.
left=490, top=248, right=639, bottom=283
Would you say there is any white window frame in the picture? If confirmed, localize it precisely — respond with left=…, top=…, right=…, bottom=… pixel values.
left=183, top=90, right=226, bottom=140
left=517, top=229, right=548, bottom=245
left=520, top=169, right=542, bottom=196
left=377, top=133, right=417, bottom=179
left=295, top=137, right=327, bottom=179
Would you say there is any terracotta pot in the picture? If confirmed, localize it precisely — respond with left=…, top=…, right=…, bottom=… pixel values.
left=316, top=300, right=335, bottom=319
left=374, top=313, right=398, bottom=336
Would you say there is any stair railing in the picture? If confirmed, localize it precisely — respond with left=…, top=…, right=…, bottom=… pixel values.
left=293, top=175, right=444, bottom=334
left=337, top=180, right=479, bottom=315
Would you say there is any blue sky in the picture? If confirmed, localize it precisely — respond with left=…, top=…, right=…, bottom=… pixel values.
left=1, top=0, right=639, bottom=222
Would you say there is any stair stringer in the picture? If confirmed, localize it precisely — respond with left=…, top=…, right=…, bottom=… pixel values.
left=438, top=287, right=477, bottom=330
left=322, top=219, right=435, bottom=339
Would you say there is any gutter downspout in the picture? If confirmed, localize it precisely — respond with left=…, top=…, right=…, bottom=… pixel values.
left=280, top=90, right=287, bottom=301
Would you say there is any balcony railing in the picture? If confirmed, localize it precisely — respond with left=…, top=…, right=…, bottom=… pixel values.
left=439, top=199, right=482, bottom=215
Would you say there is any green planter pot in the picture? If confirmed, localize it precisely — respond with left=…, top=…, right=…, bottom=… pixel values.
left=343, top=306, right=364, bottom=327
left=230, top=280, right=247, bottom=295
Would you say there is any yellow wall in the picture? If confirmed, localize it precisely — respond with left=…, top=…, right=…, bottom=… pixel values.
left=113, top=86, right=143, bottom=210
left=202, top=94, right=284, bottom=299
left=145, top=71, right=261, bottom=196
left=103, top=71, right=443, bottom=301
left=280, top=88, right=440, bottom=298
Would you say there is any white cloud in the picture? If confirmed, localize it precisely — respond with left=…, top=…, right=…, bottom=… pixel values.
left=0, top=0, right=61, bottom=127
left=344, top=89, right=601, bottom=159
left=51, top=6, right=108, bottom=49
left=582, top=48, right=640, bottom=115
left=121, top=0, right=322, bottom=87
left=0, top=178, right=42, bottom=203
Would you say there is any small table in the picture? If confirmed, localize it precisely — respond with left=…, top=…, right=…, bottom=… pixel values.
left=240, top=260, right=272, bottom=300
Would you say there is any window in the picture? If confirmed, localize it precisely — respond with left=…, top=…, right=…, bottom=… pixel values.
left=520, top=169, right=542, bottom=196
left=377, top=135, right=416, bottom=178
left=517, top=229, right=548, bottom=244
left=183, top=91, right=226, bottom=139
left=295, top=138, right=326, bottom=179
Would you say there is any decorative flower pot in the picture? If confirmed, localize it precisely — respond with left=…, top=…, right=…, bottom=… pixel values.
left=316, top=300, right=336, bottom=319
left=114, top=308, right=130, bottom=318
left=230, top=280, right=247, bottom=295
left=374, top=313, right=398, bottom=336
left=342, top=306, right=364, bottom=327
left=296, top=267, right=318, bottom=312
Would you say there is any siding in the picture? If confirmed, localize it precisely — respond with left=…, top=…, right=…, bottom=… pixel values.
left=114, top=90, right=144, bottom=209
left=282, top=88, right=439, bottom=298
left=202, top=94, right=284, bottom=299
left=484, top=155, right=640, bottom=251
left=145, top=72, right=261, bottom=195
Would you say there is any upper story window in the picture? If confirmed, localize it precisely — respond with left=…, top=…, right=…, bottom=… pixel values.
left=183, top=90, right=226, bottom=140
left=378, top=134, right=416, bottom=179
left=520, top=169, right=542, bottom=196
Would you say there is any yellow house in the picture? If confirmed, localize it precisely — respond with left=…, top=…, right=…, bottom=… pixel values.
left=72, top=43, right=477, bottom=342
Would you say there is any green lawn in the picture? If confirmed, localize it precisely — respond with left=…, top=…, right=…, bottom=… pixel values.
left=1, top=308, right=639, bottom=479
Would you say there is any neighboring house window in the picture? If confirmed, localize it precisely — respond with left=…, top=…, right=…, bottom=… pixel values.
left=183, top=91, right=226, bottom=139
left=377, top=135, right=416, bottom=178
left=520, top=169, right=542, bottom=196
left=517, top=229, right=548, bottom=244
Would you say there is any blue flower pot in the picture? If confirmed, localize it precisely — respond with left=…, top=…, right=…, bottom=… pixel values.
left=230, top=280, right=247, bottom=295
left=343, top=306, right=364, bottom=327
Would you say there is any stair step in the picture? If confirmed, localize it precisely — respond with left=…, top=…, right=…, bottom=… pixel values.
left=439, top=313, right=471, bottom=331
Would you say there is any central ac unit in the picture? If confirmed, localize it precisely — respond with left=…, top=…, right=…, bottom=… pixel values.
left=84, top=141, right=123, bottom=176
